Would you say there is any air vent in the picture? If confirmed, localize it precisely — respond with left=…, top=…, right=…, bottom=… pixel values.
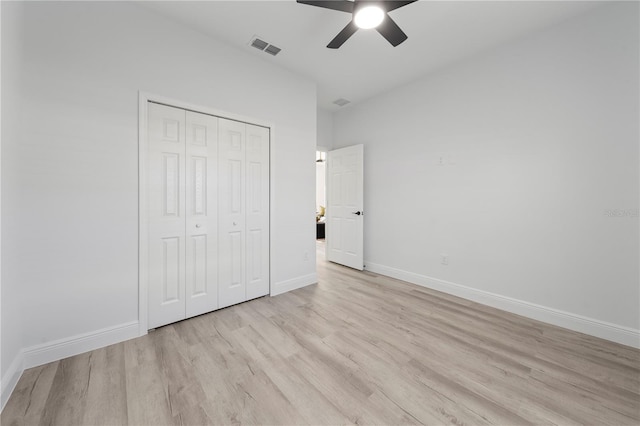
left=264, top=45, right=282, bottom=56
left=250, top=38, right=269, bottom=51
left=333, top=98, right=351, bottom=107
left=249, top=35, right=282, bottom=57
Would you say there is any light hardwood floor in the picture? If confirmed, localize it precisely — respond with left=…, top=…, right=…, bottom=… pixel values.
left=3, top=241, right=640, bottom=425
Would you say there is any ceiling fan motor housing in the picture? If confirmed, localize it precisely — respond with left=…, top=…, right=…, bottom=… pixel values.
left=297, top=0, right=417, bottom=48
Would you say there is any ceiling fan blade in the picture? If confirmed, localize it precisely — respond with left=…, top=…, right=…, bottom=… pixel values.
left=380, top=0, right=418, bottom=12
left=296, top=0, right=355, bottom=13
left=376, top=15, right=408, bottom=47
left=327, top=20, right=359, bottom=49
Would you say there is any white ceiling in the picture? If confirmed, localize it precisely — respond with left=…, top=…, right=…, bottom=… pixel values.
left=137, top=1, right=602, bottom=111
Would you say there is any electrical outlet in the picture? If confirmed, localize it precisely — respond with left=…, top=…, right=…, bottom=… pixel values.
left=441, top=254, right=449, bottom=266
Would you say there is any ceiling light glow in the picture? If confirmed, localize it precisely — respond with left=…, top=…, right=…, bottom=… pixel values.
left=354, top=6, right=385, bottom=29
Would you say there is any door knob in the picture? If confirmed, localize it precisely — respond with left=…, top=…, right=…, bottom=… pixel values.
left=195, top=224, right=201, bottom=228
left=352, top=211, right=362, bottom=216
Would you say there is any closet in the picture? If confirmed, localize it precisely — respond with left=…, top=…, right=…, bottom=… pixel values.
left=147, top=102, right=270, bottom=329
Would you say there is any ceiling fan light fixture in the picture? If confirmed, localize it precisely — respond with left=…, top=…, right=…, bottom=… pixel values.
left=354, top=5, right=385, bottom=29
left=296, top=0, right=416, bottom=48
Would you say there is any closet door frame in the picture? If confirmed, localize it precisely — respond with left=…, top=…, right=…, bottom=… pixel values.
left=138, top=92, right=274, bottom=336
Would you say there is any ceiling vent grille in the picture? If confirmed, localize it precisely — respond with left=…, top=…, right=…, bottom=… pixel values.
left=250, top=38, right=269, bottom=51
left=249, top=35, right=282, bottom=57
left=333, top=98, right=351, bottom=107
left=264, top=45, right=282, bottom=56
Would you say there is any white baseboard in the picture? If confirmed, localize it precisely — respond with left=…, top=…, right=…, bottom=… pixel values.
left=23, top=321, right=139, bottom=370
left=1, top=350, right=25, bottom=411
left=1, top=321, right=139, bottom=412
left=365, top=261, right=640, bottom=349
left=271, top=273, right=317, bottom=296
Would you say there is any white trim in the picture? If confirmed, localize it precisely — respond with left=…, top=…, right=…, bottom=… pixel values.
left=365, top=261, right=640, bottom=349
left=138, top=92, right=275, bottom=334
left=1, top=351, right=24, bottom=411
left=139, top=92, right=274, bottom=129
left=0, top=1, right=4, bottom=413
left=269, top=126, right=276, bottom=297
left=138, top=92, right=150, bottom=336
left=271, top=273, right=317, bottom=296
left=22, top=321, right=139, bottom=370
left=1, top=321, right=139, bottom=411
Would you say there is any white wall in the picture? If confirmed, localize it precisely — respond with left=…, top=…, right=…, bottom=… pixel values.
left=1, top=1, right=25, bottom=407
left=333, top=3, right=639, bottom=345
left=317, top=108, right=334, bottom=150
left=2, top=0, right=317, bottom=400
left=316, top=108, right=333, bottom=216
left=316, top=108, right=332, bottom=217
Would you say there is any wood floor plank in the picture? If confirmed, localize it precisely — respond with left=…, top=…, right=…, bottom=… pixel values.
left=260, top=358, right=351, bottom=425
left=285, top=350, right=374, bottom=424
left=82, top=344, right=128, bottom=426
left=38, top=352, right=92, bottom=425
left=173, top=404, right=214, bottom=426
left=152, top=327, right=208, bottom=417
left=123, top=337, right=175, bottom=426
left=2, top=240, right=639, bottom=425
left=233, top=367, right=308, bottom=425
left=0, top=362, right=58, bottom=426
left=325, top=329, right=527, bottom=425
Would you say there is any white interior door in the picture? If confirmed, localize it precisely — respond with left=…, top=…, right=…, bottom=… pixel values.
left=218, top=118, right=247, bottom=308
left=185, top=111, right=219, bottom=318
left=146, top=101, right=270, bottom=328
left=327, top=144, right=364, bottom=270
left=245, top=124, right=270, bottom=300
left=218, top=119, right=270, bottom=308
left=148, top=103, right=187, bottom=328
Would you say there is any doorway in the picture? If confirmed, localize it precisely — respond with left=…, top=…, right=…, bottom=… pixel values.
left=316, top=149, right=327, bottom=241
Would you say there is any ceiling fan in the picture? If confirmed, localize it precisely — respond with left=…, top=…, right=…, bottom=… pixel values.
left=297, top=0, right=418, bottom=49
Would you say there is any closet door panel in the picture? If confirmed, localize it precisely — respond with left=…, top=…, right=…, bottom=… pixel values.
left=185, top=111, right=219, bottom=318
left=245, top=124, right=270, bottom=300
left=218, top=118, right=247, bottom=309
left=147, top=104, right=270, bottom=328
left=148, top=103, right=187, bottom=329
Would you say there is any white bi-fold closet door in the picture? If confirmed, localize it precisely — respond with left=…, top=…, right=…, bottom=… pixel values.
left=147, top=102, right=270, bottom=329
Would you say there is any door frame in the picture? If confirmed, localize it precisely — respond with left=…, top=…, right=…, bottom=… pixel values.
left=138, top=91, right=275, bottom=336
left=316, top=145, right=329, bottom=253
